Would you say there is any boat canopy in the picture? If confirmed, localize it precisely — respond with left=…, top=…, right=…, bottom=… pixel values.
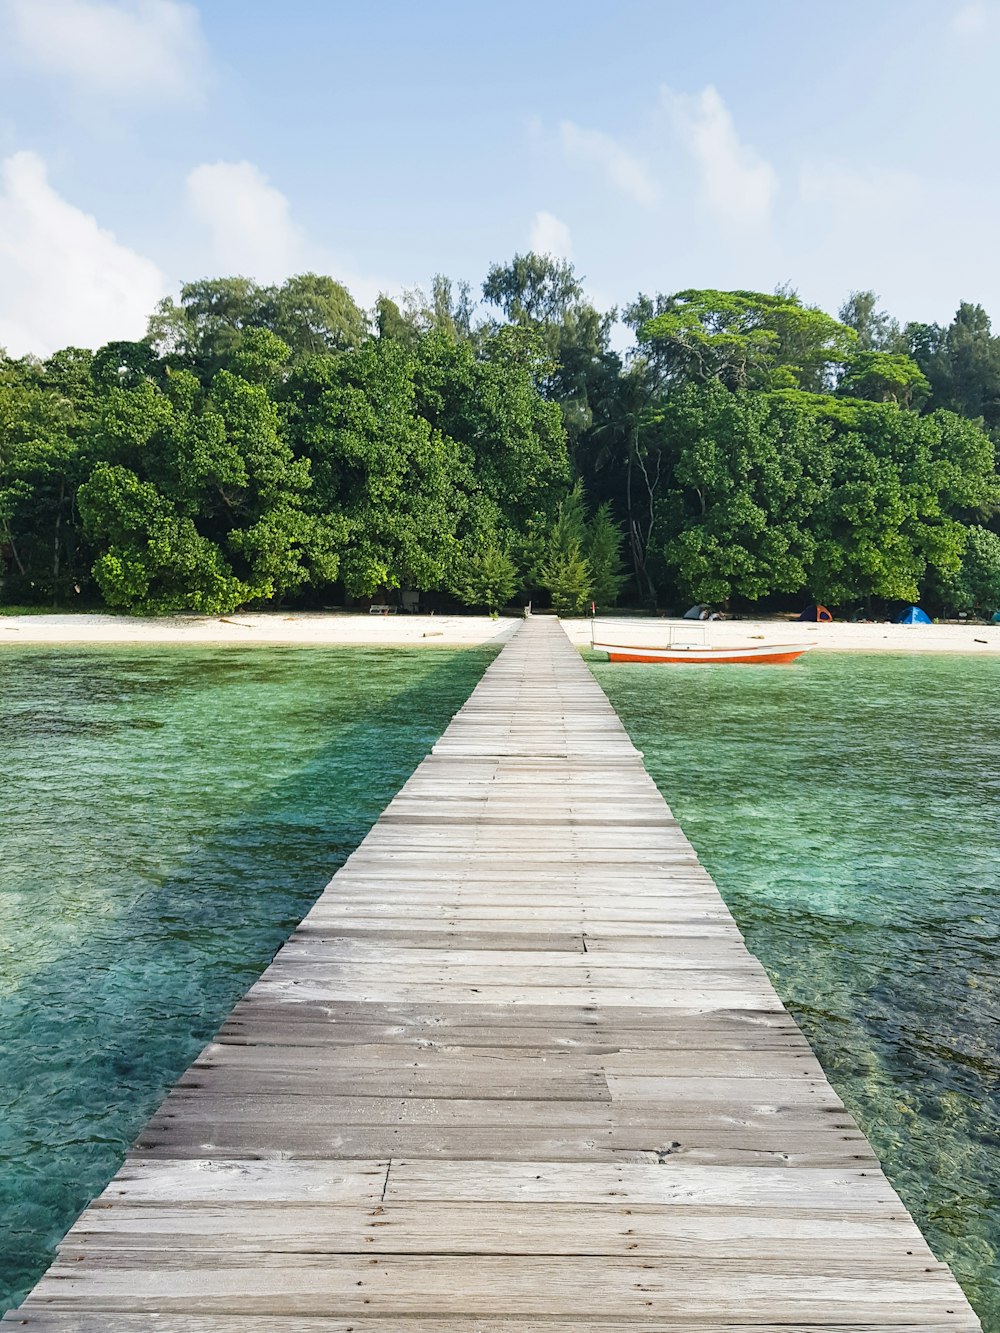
left=798, top=605, right=832, bottom=622
left=896, top=606, right=932, bottom=624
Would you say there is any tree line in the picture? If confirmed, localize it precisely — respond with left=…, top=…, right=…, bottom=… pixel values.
left=2, top=261, right=999, bottom=616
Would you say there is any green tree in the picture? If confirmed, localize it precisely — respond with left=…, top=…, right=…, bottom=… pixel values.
left=648, top=385, right=825, bottom=604
left=0, top=351, right=96, bottom=601
left=79, top=463, right=248, bottom=613
left=537, top=483, right=592, bottom=613
left=410, top=323, right=569, bottom=540
left=147, top=274, right=368, bottom=381
left=375, top=295, right=420, bottom=347
left=586, top=502, right=628, bottom=606
left=838, top=291, right=902, bottom=352
left=281, top=340, right=463, bottom=598
left=147, top=277, right=265, bottom=381
left=483, top=253, right=583, bottom=324
left=932, top=525, right=1000, bottom=614
left=483, top=253, right=621, bottom=467
left=804, top=401, right=997, bottom=604
left=635, top=288, right=857, bottom=393
left=261, top=273, right=368, bottom=356
left=78, top=342, right=340, bottom=613
left=447, top=537, right=517, bottom=612
left=838, top=351, right=930, bottom=407
left=907, top=303, right=1000, bottom=427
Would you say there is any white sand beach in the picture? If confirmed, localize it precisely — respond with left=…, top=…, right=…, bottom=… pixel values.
left=1, top=610, right=999, bottom=653
left=561, top=615, right=1000, bottom=655
left=0, top=612, right=519, bottom=647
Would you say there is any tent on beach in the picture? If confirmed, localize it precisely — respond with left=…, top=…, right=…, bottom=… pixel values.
left=798, top=604, right=832, bottom=622
left=896, top=606, right=932, bottom=624
left=683, top=604, right=709, bottom=619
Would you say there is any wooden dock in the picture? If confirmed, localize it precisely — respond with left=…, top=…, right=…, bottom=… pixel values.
left=5, top=617, right=981, bottom=1330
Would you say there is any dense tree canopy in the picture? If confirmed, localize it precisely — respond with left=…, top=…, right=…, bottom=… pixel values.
left=2, top=262, right=998, bottom=616
left=633, top=288, right=857, bottom=393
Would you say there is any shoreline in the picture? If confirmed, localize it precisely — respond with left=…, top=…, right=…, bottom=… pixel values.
left=1, top=610, right=999, bottom=654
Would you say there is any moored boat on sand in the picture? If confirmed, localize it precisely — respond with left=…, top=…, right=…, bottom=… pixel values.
left=590, top=621, right=814, bottom=665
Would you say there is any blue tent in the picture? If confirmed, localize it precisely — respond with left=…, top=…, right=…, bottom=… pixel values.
left=896, top=606, right=932, bottom=624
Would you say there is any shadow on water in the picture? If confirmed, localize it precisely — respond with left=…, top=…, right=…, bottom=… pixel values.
left=0, top=641, right=499, bottom=1312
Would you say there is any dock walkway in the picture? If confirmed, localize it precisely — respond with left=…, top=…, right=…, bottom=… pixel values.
left=5, top=617, right=981, bottom=1329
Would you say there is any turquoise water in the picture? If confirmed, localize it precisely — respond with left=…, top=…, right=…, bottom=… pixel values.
left=0, top=644, right=496, bottom=1314
left=592, top=651, right=1000, bottom=1329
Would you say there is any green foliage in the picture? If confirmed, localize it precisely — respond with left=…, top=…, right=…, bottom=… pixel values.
left=375, top=295, right=417, bottom=346
left=932, top=525, right=1000, bottom=613
left=147, top=274, right=367, bottom=381
left=5, top=269, right=1000, bottom=622
left=81, top=463, right=248, bottom=613
left=838, top=351, right=930, bottom=407
left=538, top=484, right=592, bottom=614
left=906, top=303, right=1000, bottom=427
left=636, top=289, right=857, bottom=393
left=483, top=253, right=583, bottom=324
left=539, top=538, right=591, bottom=614
left=447, top=538, right=517, bottom=612
left=263, top=273, right=368, bottom=356
left=838, top=291, right=902, bottom=352
left=636, top=384, right=998, bottom=607
left=0, top=351, right=95, bottom=600
left=648, top=384, right=823, bottom=603
left=586, top=502, right=628, bottom=607
left=410, top=324, right=569, bottom=537
left=483, top=253, right=621, bottom=467
left=76, top=352, right=340, bottom=615
left=805, top=403, right=996, bottom=604
left=282, top=340, right=460, bottom=598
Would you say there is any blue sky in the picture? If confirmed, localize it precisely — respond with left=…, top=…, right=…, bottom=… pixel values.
left=1, top=0, right=998, bottom=355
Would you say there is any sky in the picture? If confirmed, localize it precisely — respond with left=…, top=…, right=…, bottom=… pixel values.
left=1, top=0, right=999, bottom=356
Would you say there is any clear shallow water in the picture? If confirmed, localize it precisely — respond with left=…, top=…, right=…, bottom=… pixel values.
left=0, top=644, right=496, bottom=1314
left=591, top=651, right=1000, bottom=1329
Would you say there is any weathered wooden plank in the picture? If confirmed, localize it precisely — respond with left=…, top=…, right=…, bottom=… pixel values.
left=132, top=1135, right=876, bottom=1169
left=278, top=943, right=758, bottom=967
left=2, top=1319, right=978, bottom=1333
left=383, top=1160, right=903, bottom=1209
left=60, top=1200, right=935, bottom=1256
left=143, top=1092, right=861, bottom=1128
left=89, top=1159, right=389, bottom=1205
left=17, top=1257, right=975, bottom=1321
left=186, top=1041, right=826, bottom=1077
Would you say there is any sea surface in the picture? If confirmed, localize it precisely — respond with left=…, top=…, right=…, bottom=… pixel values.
left=592, top=650, right=1000, bottom=1329
left=0, top=643, right=497, bottom=1314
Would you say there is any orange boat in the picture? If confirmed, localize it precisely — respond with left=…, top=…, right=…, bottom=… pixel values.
left=590, top=622, right=814, bottom=665
left=593, top=639, right=813, bottom=665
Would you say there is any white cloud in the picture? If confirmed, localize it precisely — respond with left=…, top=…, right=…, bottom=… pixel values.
left=0, top=150, right=166, bottom=356
left=663, top=84, right=777, bottom=226
left=185, top=161, right=310, bottom=285
left=182, top=160, right=388, bottom=309
left=1, top=0, right=209, bottom=103
left=558, top=121, right=660, bottom=207
left=529, top=210, right=573, bottom=259
left=951, top=2, right=995, bottom=35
